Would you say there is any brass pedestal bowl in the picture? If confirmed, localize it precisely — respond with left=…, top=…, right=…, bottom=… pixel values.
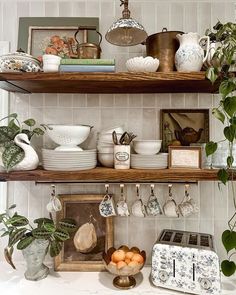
left=103, top=246, right=146, bottom=290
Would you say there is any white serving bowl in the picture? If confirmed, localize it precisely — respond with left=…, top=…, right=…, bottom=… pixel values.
left=133, top=140, right=162, bottom=155
left=98, top=153, right=114, bottom=168
left=126, top=56, right=159, bottom=72
left=47, top=124, right=93, bottom=151
left=97, top=146, right=114, bottom=153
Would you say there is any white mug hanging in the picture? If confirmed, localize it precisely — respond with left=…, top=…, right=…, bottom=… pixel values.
left=163, top=184, right=179, bottom=218
left=46, top=185, right=62, bottom=213
left=99, top=184, right=116, bottom=217
left=131, top=184, right=146, bottom=217
left=116, top=184, right=130, bottom=216
left=178, top=184, right=199, bottom=217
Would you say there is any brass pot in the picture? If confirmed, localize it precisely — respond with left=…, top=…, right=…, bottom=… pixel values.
left=145, top=28, right=184, bottom=72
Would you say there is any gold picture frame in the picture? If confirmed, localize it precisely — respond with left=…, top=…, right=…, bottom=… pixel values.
left=55, top=194, right=113, bottom=272
left=168, top=146, right=202, bottom=169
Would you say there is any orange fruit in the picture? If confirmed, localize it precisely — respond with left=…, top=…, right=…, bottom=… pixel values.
left=125, top=258, right=131, bottom=264
left=111, top=250, right=126, bottom=263
left=119, top=245, right=129, bottom=253
left=117, top=261, right=127, bottom=269
left=128, top=261, right=139, bottom=268
left=125, top=251, right=134, bottom=260
left=130, top=247, right=140, bottom=254
left=131, top=253, right=144, bottom=264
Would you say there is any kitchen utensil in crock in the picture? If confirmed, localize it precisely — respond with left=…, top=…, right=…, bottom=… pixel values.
left=116, top=184, right=130, bottom=216
left=99, top=184, right=116, bottom=217
left=74, top=26, right=102, bottom=59
left=145, top=28, right=184, bottom=72
left=146, top=184, right=163, bottom=216
left=163, top=184, right=179, bottom=218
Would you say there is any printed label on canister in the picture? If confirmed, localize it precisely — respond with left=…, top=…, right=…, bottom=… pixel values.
left=115, top=152, right=129, bottom=162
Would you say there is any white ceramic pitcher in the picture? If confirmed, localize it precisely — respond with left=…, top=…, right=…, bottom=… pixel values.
left=175, top=32, right=210, bottom=72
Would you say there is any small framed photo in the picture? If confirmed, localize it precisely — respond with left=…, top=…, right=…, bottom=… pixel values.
left=160, top=109, right=209, bottom=152
left=55, top=194, right=113, bottom=272
left=17, top=17, right=99, bottom=60
left=168, top=146, right=202, bottom=169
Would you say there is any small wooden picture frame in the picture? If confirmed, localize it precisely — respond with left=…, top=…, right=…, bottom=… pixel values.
left=168, top=146, right=202, bottom=169
left=55, top=194, right=113, bottom=272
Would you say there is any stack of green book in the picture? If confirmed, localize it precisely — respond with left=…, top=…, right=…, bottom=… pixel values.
left=59, top=59, right=115, bottom=72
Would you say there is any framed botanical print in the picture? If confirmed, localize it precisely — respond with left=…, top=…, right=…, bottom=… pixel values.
left=55, top=194, right=113, bottom=272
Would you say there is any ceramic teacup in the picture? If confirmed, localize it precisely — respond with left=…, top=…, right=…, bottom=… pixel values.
left=43, top=54, right=61, bottom=72
left=178, top=185, right=199, bottom=217
left=131, top=184, right=146, bottom=217
left=146, top=185, right=163, bottom=216
left=99, top=194, right=116, bottom=217
left=117, top=200, right=130, bottom=216
left=46, top=185, right=62, bottom=213
left=163, top=184, right=179, bottom=218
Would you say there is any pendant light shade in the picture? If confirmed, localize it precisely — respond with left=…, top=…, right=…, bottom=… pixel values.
left=105, top=0, right=148, bottom=46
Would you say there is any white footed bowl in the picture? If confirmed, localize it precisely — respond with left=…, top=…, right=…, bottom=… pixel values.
left=126, top=56, right=159, bottom=72
left=98, top=153, right=114, bottom=168
left=47, top=124, right=92, bottom=151
left=133, top=140, right=162, bottom=155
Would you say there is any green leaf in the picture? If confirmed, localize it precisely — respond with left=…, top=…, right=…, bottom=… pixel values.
left=8, top=119, right=20, bottom=134
left=31, top=228, right=51, bottom=239
left=1, top=231, right=9, bottom=237
left=4, top=247, right=16, bottom=269
left=32, top=128, right=44, bottom=136
left=49, top=240, right=62, bottom=257
left=0, top=126, right=15, bottom=145
left=34, top=218, right=53, bottom=227
left=212, top=108, right=225, bottom=124
left=17, top=236, right=35, bottom=250
left=43, top=223, right=56, bottom=233
left=23, top=119, right=36, bottom=127
left=205, top=141, right=218, bottom=157
left=227, top=156, right=234, bottom=167
left=221, top=260, right=236, bottom=277
left=222, top=230, right=236, bottom=253
left=54, top=229, right=70, bottom=241
left=9, top=228, right=27, bottom=247
left=2, top=143, right=24, bottom=171
left=223, top=96, right=236, bottom=117
left=21, top=129, right=34, bottom=140
left=219, top=80, right=236, bottom=99
left=224, top=125, right=236, bottom=142
left=8, top=204, right=16, bottom=210
left=59, top=218, right=77, bottom=231
left=218, top=168, right=229, bottom=185
left=206, top=67, right=219, bottom=84
left=6, top=215, right=29, bottom=227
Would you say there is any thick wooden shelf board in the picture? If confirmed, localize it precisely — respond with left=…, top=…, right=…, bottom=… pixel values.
left=0, top=167, right=221, bottom=182
left=0, top=72, right=219, bottom=94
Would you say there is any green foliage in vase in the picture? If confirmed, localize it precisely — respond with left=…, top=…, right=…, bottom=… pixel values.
left=0, top=204, right=77, bottom=269
left=0, top=113, right=50, bottom=171
left=205, top=21, right=236, bottom=277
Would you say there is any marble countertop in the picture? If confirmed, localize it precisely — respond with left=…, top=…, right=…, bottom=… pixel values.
left=0, top=264, right=235, bottom=295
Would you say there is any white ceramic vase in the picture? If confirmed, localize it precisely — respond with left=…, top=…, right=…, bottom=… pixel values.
left=175, top=32, right=210, bottom=72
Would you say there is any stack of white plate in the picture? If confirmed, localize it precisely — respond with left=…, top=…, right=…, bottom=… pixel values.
left=97, top=126, right=124, bottom=168
left=42, top=149, right=97, bottom=171
left=131, top=153, right=168, bottom=169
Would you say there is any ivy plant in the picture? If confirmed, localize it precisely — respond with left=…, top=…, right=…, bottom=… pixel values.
left=0, top=113, right=50, bottom=171
left=0, top=204, right=77, bottom=269
left=205, top=21, right=236, bottom=276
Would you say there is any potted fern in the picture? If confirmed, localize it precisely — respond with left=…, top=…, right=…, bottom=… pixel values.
left=0, top=204, right=76, bottom=281
left=205, top=21, right=236, bottom=277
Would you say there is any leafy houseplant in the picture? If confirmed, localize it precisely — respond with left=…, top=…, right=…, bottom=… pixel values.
left=0, top=113, right=49, bottom=171
left=205, top=21, right=236, bottom=277
left=0, top=204, right=77, bottom=270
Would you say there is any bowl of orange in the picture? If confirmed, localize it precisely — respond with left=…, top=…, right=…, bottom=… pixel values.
left=102, top=245, right=146, bottom=289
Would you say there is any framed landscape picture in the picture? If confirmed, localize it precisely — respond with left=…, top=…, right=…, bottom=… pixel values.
left=55, top=194, right=113, bottom=272
left=160, top=109, right=209, bottom=152
left=18, top=17, right=99, bottom=60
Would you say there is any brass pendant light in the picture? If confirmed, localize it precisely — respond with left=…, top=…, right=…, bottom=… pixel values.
left=105, top=0, right=148, bottom=46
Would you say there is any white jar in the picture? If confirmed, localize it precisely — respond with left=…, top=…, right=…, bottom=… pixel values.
left=43, top=54, right=61, bottom=72
left=114, top=145, right=130, bottom=169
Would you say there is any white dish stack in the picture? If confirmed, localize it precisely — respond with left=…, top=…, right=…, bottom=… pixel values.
left=42, top=149, right=97, bottom=171
left=97, top=126, right=124, bottom=168
left=131, top=140, right=168, bottom=169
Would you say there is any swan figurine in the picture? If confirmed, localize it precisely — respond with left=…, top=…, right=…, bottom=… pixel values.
left=0, top=133, right=39, bottom=171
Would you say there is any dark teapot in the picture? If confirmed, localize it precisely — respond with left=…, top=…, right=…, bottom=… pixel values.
left=174, top=127, right=203, bottom=146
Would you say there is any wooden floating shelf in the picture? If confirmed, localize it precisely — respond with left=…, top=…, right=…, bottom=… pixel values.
left=0, top=72, right=219, bottom=94
left=0, top=167, right=221, bottom=182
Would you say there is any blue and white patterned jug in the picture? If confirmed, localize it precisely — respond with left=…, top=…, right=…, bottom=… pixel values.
left=175, top=32, right=210, bottom=72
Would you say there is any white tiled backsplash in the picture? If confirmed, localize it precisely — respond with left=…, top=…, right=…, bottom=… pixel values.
left=0, top=0, right=236, bottom=264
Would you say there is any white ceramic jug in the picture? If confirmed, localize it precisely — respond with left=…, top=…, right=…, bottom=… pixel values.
left=175, top=32, right=210, bottom=72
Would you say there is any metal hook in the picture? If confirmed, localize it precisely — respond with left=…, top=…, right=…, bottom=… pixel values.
left=168, top=184, right=172, bottom=197
left=136, top=184, right=140, bottom=196
left=105, top=184, right=109, bottom=195
left=120, top=184, right=124, bottom=197
left=185, top=184, right=190, bottom=198
left=150, top=184, right=155, bottom=195
left=51, top=184, right=56, bottom=197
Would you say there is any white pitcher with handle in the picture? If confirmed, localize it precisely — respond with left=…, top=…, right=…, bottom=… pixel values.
left=175, top=32, right=210, bottom=72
